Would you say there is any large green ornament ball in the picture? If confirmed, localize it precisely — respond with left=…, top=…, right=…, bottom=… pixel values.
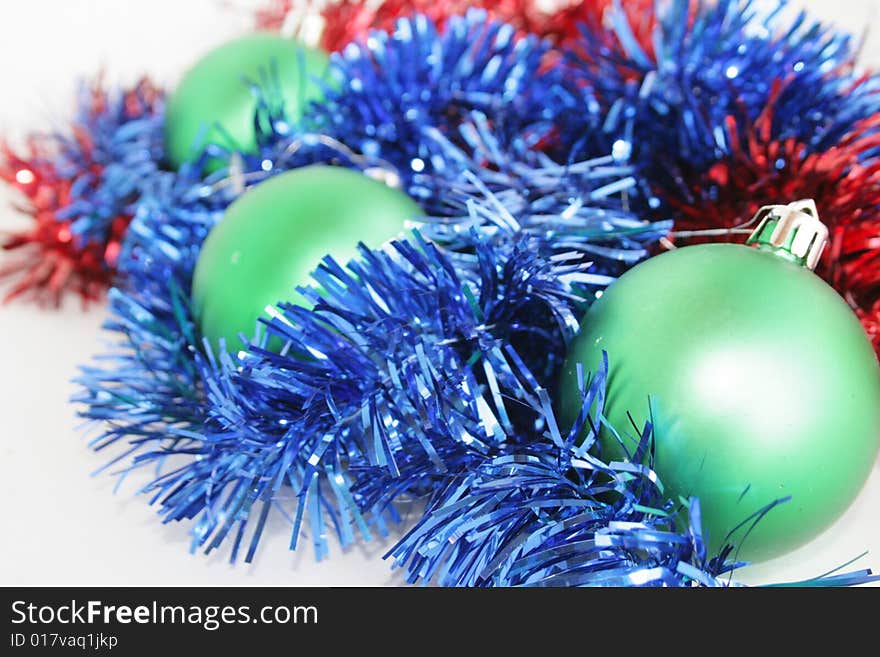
left=164, top=34, right=329, bottom=169
left=191, top=166, right=421, bottom=349
left=558, top=239, right=880, bottom=562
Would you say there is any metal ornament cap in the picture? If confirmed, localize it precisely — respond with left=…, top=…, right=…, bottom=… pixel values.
left=746, top=199, right=829, bottom=270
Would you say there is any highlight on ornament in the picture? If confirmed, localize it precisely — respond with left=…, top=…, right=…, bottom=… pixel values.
left=2, top=0, right=880, bottom=587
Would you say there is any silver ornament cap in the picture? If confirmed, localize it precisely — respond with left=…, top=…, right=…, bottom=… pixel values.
left=746, top=199, right=829, bottom=271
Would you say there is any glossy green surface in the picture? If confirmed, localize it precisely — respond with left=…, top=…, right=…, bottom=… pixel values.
left=559, top=243, right=880, bottom=561
left=164, top=34, right=329, bottom=169
left=191, top=166, right=421, bottom=350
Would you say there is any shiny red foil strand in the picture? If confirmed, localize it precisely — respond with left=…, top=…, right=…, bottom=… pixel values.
left=256, top=0, right=655, bottom=53
left=0, top=79, right=159, bottom=306
left=668, top=81, right=880, bottom=357
left=0, top=144, right=126, bottom=306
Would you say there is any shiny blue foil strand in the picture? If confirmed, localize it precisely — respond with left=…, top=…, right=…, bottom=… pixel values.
left=409, top=114, right=669, bottom=285
left=32, top=80, right=165, bottom=248
left=568, top=0, right=880, bottom=209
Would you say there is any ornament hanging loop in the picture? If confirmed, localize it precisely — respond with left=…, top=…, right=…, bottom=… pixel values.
left=746, top=199, right=829, bottom=270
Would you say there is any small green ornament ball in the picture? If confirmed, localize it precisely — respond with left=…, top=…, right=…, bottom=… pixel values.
left=164, top=34, right=329, bottom=169
left=191, top=166, right=421, bottom=349
left=558, top=241, right=880, bottom=562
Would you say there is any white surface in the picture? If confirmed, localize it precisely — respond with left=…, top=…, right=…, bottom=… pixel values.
left=1, top=0, right=879, bottom=586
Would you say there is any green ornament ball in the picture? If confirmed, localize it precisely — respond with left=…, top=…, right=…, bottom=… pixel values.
left=191, top=165, right=422, bottom=350
left=164, top=34, right=329, bottom=170
left=558, top=209, right=880, bottom=562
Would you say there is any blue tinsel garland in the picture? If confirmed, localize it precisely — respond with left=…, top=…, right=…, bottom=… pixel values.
left=310, top=10, right=601, bottom=206
left=51, top=80, right=166, bottom=248
left=69, top=4, right=880, bottom=586
left=567, top=0, right=880, bottom=212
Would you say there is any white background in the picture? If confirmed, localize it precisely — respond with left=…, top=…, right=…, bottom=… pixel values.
left=1, top=0, right=879, bottom=586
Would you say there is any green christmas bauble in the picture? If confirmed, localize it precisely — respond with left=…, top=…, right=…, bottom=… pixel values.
left=191, top=166, right=421, bottom=349
left=558, top=202, right=880, bottom=562
left=164, top=34, right=329, bottom=169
